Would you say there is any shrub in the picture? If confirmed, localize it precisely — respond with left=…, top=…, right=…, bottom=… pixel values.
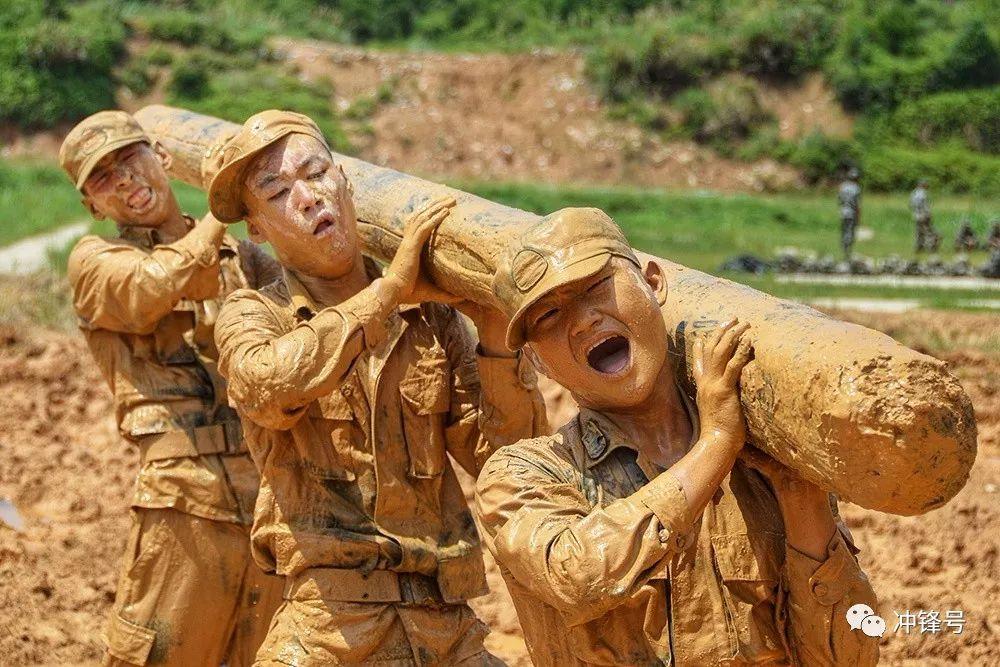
left=673, top=77, right=771, bottom=144
left=169, top=53, right=211, bottom=99
left=0, top=0, right=126, bottom=129
left=736, top=4, right=834, bottom=78
left=863, top=144, right=1000, bottom=195
left=928, top=20, right=1000, bottom=91
left=887, top=87, right=1000, bottom=154
left=167, top=62, right=350, bottom=153
left=787, top=131, right=861, bottom=184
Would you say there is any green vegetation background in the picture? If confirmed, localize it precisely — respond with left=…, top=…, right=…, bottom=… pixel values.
left=0, top=0, right=997, bottom=313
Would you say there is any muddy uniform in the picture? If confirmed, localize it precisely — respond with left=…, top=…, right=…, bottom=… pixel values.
left=838, top=179, right=861, bottom=258
left=476, top=403, right=879, bottom=667
left=215, top=262, right=546, bottom=666
left=67, top=218, right=284, bottom=666
left=910, top=186, right=940, bottom=253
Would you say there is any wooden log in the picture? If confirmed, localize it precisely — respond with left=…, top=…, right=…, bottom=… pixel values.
left=134, top=104, right=977, bottom=516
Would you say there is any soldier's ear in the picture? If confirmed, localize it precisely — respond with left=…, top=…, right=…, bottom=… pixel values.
left=82, top=196, right=104, bottom=221
left=151, top=141, right=173, bottom=170
left=523, top=344, right=548, bottom=375
left=246, top=219, right=266, bottom=244
left=642, top=260, right=667, bottom=306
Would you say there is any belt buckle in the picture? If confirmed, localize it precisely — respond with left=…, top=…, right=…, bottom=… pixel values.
left=398, top=573, right=442, bottom=606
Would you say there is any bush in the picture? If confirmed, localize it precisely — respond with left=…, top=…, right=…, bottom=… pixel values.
left=673, top=77, right=771, bottom=144
left=928, top=20, right=1000, bottom=91
left=167, top=62, right=350, bottom=153
left=139, top=7, right=267, bottom=53
left=887, top=87, right=1000, bottom=154
left=788, top=131, right=861, bottom=185
left=169, top=53, right=211, bottom=99
left=736, top=4, right=834, bottom=78
left=0, top=0, right=126, bottom=129
left=863, top=144, right=1000, bottom=195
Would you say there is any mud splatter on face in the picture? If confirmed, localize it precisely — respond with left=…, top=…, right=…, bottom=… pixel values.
left=241, top=134, right=360, bottom=279
left=524, top=258, right=668, bottom=410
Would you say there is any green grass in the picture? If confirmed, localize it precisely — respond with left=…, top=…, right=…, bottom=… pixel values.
left=1, top=160, right=996, bottom=307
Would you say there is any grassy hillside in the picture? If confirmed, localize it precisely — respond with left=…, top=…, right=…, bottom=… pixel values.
left=1, top=1, right=998, bottom=195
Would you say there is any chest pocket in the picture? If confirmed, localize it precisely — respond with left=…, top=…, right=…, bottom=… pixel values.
left=711, top=531, right=786, bottom=662
left=305, top=390, right=358, bottom=481
left=398, top=362, right=451, bottom=479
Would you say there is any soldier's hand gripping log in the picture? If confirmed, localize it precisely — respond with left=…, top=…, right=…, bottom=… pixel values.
left=134, top=104, right=976, bottom=517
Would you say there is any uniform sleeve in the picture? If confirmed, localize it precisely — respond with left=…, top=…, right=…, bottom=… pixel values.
left=439, top=310, right=548, bottom=476
left=66, top=217, right=225, bottom=334
left=215, top=285, right=395, bottom=431
left=781, top=525, right=879, bottom=666
left=475, top=442, right=696, bottom=627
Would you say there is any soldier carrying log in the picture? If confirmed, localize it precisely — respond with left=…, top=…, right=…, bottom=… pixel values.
left=475, top=210, right=880, bottom=666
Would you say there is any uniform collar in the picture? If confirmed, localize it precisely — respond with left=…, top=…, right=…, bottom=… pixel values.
left=118, top=214, right=211, bottom=250
left=284, top=256, right=421, bottom=321
left=578, top=378, right=699, bottom=469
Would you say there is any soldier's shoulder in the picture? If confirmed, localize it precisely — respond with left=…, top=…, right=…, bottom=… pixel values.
left=66, top=234, right=132, bottom=281
left=480, top=423, right=582, bottom=487
left=221, top=277, right=291, bottom=316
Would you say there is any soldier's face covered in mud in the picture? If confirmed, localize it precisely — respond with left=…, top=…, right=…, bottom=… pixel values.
left=523, top=258, right=669, bottom=410
left=242, top=134, right=360, bottom=279
left=82, top=142, right=174, bottom=226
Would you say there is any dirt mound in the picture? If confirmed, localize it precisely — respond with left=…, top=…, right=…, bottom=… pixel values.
left=1, top=309, right=997, bottom=665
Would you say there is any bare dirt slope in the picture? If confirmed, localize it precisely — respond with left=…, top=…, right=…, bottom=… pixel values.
left=1, top=309, right=997, bottom=666
left=4, top=40, right=827, bottom=194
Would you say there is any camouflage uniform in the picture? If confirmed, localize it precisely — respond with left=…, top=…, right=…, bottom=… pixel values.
left=910, top=184, right=940, bottom=253
left=837, top=177, right=861, bottom=259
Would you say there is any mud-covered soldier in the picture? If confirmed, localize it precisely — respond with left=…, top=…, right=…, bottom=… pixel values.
left=910, top=179, right=941, bottom=253
left=59, top=111, right=283, bottom=666
left=208, top=110, right=547, bottom=666
left=838, top=167, right=862, bottom=259
left=475, top=209, right=879, bottom=666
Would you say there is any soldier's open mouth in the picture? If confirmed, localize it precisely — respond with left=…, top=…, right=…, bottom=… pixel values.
left=313, top=214, right=335, bottom=236
left=586, top=335, right=631, bottom=375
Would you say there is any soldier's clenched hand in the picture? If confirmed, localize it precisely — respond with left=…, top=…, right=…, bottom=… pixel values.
left=382, top=196, right=456, bottom=304
left=692, top=318, right=753, bottom=449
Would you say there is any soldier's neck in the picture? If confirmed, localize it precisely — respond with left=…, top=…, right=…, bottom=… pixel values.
left=291, top=255, right=371, bottom=310
left=121, top=195, right=188, bottom=244
left=599, top=359, right=694, bottom=469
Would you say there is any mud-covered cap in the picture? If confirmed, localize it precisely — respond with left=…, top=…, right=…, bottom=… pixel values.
left=59, top=111, right=150, bottom=190
left=493, top=207, right=639, bottom=350
left=208, top=109, right=329, bottom=222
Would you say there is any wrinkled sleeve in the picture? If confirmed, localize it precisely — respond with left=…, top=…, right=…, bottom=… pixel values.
left=781, top=524, right=879, bottom=667
left=67, top=219, right=224, bottom=334
left=475, top=442, right=695, bottom=626
left=215, top=286, right=393, bottom=431
left=440, top=311, right=548, bottom=476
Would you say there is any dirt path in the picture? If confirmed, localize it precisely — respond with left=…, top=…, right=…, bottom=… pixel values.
left=0, top=223, right=87, bottom=275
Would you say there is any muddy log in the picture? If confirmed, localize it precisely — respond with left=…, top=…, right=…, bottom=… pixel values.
left=134, top=104, right=977, bottom=516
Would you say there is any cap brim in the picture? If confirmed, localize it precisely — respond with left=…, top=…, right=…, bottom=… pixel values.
left=504, top=254, right=611, bottom=350
left=74, top=136, right=148, bottom=190
left=208, top=126, right=304, bottom=223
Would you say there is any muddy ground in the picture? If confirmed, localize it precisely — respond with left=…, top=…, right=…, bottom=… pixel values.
left=0, top=309, right=997, bottom=666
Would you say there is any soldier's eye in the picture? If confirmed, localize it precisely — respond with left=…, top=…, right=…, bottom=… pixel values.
left=309, top=167, right=327, bottom=180
left=535, top=308, right=559, bottom=326
left=587, top=275, right=613, bottom=292
left=268, top=188, right=289, bottom=202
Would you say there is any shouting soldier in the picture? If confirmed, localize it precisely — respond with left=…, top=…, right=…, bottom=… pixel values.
left=475, top=209, right=880, bottom=666
left=60, top=111, right=283, bottom=666
left=208, top=110, right=547, bottom=665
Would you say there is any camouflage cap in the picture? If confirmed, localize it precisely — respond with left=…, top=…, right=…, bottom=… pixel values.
left=59, top=111, right=150, bottom=190
left=207, top=109, right=329, bottom=222
left=493, top=207, right=639, bottom=350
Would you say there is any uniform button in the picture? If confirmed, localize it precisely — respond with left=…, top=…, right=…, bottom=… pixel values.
left=658, top=529, right=670, bottom=543
left=813, top=582, right=829, bottom=598
left=341, top=385, right=353, bottom=397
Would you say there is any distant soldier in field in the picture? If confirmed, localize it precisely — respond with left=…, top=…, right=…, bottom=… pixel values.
left=910, top=179, right=940, bottom=253
left=837, top=167, right=862, bottom=259
left=953, top=219, right=981, bottom=252
left=987, top=219, right=1000, bottom=250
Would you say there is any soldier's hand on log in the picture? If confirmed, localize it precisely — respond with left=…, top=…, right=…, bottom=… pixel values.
left=383, top=196, right=456, bottom=304
left=692, top=319, right=753, bottom=449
